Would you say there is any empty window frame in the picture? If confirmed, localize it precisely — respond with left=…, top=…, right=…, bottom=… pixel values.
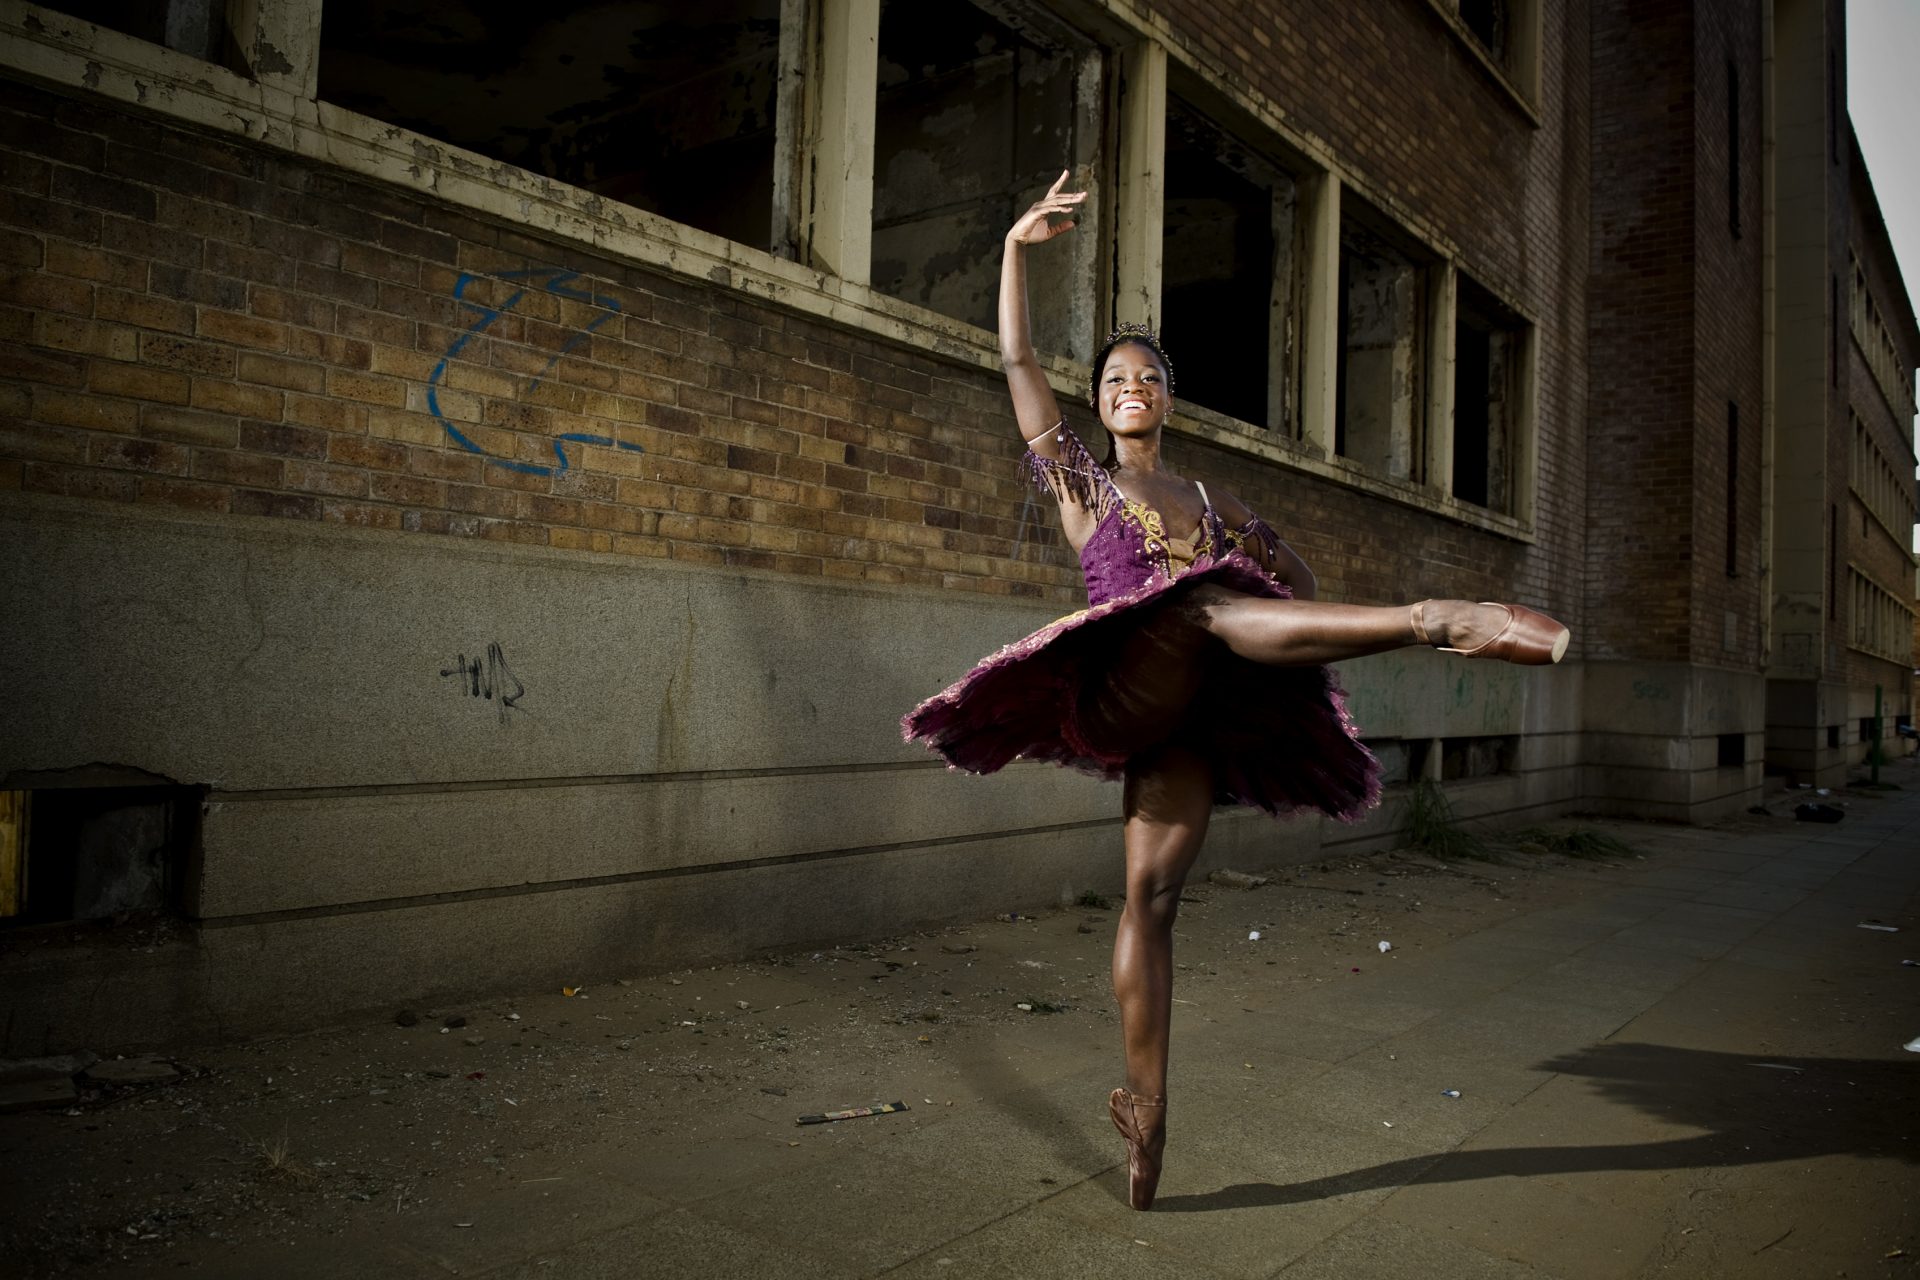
left=1451, top=275, right=1527, bottom=510
left=319, top=2, right=784, bottom=250
left=1158, top=93, right=1299, bottom=431
left=33, top=0, right=228, bottom=62
left=0, top=785, right=200, bottom=927
left=870, top=0, right=1102, bottom=353
left=1440, top=0, right=1541, bottom=99
left=1336, top=211, right=1429, bottom=482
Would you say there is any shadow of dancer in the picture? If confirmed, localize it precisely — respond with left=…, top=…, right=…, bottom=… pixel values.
left=1152, top=1041, right=1920, bottom=1213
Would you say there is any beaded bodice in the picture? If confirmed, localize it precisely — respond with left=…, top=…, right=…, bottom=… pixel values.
left=1023, top=424, right=1280, bottom=607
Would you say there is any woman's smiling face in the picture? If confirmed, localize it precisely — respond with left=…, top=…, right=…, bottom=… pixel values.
left=1097, top=340, right=1173, bottom=436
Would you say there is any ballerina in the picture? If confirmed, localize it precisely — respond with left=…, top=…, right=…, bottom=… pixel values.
left=902, top=170, right=1567, bottom=1211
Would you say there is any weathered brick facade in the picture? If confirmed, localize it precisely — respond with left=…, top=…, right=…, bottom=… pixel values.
left=0, top=0, right=1913, bottom=1047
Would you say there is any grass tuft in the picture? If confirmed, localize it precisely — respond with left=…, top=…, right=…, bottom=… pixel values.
left=1401, top=778, right=1492, bottom=861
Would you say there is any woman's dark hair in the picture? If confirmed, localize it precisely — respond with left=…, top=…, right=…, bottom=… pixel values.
left=1087, top=323, right=1176, bottom=468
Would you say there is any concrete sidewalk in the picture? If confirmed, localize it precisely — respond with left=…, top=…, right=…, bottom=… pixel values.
left=12, top=764, right=1920, bottom=1279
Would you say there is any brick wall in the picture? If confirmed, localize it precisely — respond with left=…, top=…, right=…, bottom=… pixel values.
left=0, top=1, right=1591, bottom=629
left=1689, top=0, right=1766, bottom=668
left=1584, top=0, right=1697, bottom=663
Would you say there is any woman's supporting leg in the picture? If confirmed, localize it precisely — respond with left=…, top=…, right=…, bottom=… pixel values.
left=1186, top=590, right=1534, bottom=667
left=1108, top=742, right=1214, bottom=1209
left=1112, top=743, right=1214, bottom=1102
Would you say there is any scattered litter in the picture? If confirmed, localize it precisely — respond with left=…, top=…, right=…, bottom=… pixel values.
left=1747, top=1063, right=1805, bottom=1072
left=503, top=1098, right=517, bottom=1106
left=1382, top=1121, right=1394, bottom=1128
left=1244, top=1063, right=1253, bottom=1070
left=995, top=913, right=1025, bottom=923
left=1377, top=940, right=1392, bottom=953
left=1905, top=1037, right=1920, bottom=1054
left=1889, top=1249, right=1909, bottom=1260
left=1794, top=803, right=1843, bottom=823
left=1134, top=1239, right=1151, bottom=1247
left=735, top=1001, right=750, bottom=1010
left=562, top=987, right=582, bottom=997
left=1903, top=960, right=1918, bottom=967
left=796, top=1101, right=908, bottom=1126
left=940, top=944, right=977, bottom=954
left=1859, top=923, right=1901, bottom=933
left=1815, top=787, right=1831, bottom=796
left=1208, top=869, right=1269, bottom=890
left=506, top=1013, right=521, bottom=1022
left=454, top=1222, right=473, bottom=1229
left=917, top=1035, right=932, bottom=1044
left=760, top=1087, right=788, bottom=1097
left=1440, top=1089, right=1461, bottom=1098
left=1248, top=931, right=1262, bottom=941
left=1015, top=1002, right=1032, bottom=1012
left=1350, top=967, right=1361, bottom=974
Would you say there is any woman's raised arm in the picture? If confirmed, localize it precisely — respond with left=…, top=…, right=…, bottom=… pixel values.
left=1000, top=170, right=1085, bottom=461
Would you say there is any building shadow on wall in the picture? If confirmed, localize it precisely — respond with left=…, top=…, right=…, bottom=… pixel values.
left=1153, top=1041, right=1920, bottom=1213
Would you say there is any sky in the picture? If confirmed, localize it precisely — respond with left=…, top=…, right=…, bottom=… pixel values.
left=1849, top=0, right=1920, bottom=328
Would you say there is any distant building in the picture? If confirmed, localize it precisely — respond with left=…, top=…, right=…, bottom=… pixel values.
left=0, top=0, right=1914, bottom=1047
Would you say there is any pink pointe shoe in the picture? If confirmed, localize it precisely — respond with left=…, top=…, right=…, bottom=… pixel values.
left=1412, top=601, right=1570, bottom=666
left=1109, top=1088, right=1166, bottom=1211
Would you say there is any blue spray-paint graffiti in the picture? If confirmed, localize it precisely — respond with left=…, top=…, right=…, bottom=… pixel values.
left=427, top=268, right=647, bottom=477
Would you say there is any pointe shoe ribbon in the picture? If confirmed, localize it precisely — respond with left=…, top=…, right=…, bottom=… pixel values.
left=1445, top=602, right=1570, bottom=665
left=1108, top=1088, right=1167, bottom=1211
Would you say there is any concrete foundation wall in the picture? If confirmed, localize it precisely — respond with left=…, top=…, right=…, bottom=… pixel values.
left=1, top=489, right=1594, bottom=1050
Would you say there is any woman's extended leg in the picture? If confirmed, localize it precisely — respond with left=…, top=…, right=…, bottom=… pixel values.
left=1186, top=591, right=1562, bottom=667
left=1109, top=743, right=1214, bottom=1209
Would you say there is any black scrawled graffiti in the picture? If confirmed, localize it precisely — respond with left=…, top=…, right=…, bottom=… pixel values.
left=441, top=643, right=527, bottom=724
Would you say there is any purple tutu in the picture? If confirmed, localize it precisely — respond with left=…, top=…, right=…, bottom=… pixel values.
left=902, top=427, right=1381, bottom=821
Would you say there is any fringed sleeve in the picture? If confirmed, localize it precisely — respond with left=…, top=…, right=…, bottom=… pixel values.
left=1231, top=514, right=1282, bottom=568
left=1022, top=421, right=1116, bottom=520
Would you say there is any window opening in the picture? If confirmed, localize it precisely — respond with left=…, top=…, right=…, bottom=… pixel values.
left=870, top=0, right=1099, bottom=351
left=1453, top=275, right=1523, bottom=510
left=1459, top=0, right=1507, bottom=62
left=1159, top=93, right=1296, bottom=430
left=319, top=2, right=783, bottom=250
left=34, top=0, right=227, bottom=62
left=1716, top=732, right=1745, bottom=767
left=0, top=785, right=200, bottom=927
left=1440, top=735, right=1515, bottom=781
left=1336, top=208, right=1428, bottom=481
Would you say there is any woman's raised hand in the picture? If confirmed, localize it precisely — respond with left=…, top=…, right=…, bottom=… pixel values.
left=1006, top=169, right=1087, bottom=247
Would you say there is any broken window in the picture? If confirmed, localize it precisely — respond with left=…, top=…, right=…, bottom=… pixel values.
left=34, top=0, right=227, bottom=61
left=1458, top=0, right=1507, bottom=63
left=1335, top=211, right=1428, bottom=481
left=1452, top=274, right=1526, bottom=511
left=319, top=1, right=783, bottom=250
left=1445, top=0, right=1540, bottom=97
left=1159, top=93, right=1297, bottom=431
left=870, top=0, right=1101, bottom=354
left=1440, top=735, right=1515, bottom=781
left=0, top=784, right=200, bottom=926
